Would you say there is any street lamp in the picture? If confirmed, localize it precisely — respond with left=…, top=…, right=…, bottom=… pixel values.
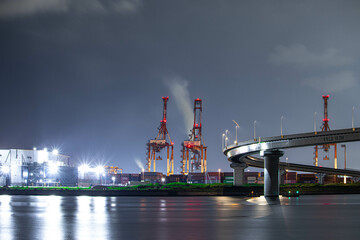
left=352, top=106, right=355, bottom=131
left=222, top=133, right=225, bottom=149
left=233, top=120, right=240, bottom=145
left=341, top=144, right=347, bottom=184
left=141, top=168, right=144, bottom=182
left=280, top=116, right=284, bottom=138
left=218, top=169, right=221, bottom=183
left=254, top=120, right=257, bottom=141
left=285, top=157, right=288, bottom=183
left=314, top=112, right=317, bottom=134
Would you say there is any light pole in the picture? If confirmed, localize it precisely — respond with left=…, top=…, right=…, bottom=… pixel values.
left=285, top=157, right=288, bottom=183
left=222, top=133, right=225, bottom=149
left=352, top=106, right=355, bottom=131
left=280, top=116, right=284, bottom=138
left=225, top=129, right=228, bottom=142
left=225, top=137, right=228, bottom=148
left=233, top=120, right=240, bottom=145
left=341, top=144, right=347, bottom=184
left=218, top=169, right=221, bottom=183
left=314, top=112, right=317, bottom=134
left=141, top=168, right=144, bottom=182
left=254, top=120, right=257, bottom=141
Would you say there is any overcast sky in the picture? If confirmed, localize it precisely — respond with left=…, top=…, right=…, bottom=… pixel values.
left=1, top=0, right=360, bottom=173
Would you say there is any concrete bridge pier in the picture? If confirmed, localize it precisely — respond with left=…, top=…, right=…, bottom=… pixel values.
left=263, top=150, right=284, bottom=197
left=316, top=173, right=326, bottom=184
left=230, top=162, right=248, bottom=186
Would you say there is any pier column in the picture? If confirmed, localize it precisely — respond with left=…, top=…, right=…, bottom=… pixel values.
left=230, top=162, right=247, bottom=186
left=280, top=169, right=286, bottom=184
left=263, top=150, right=283, bottom=197
left=316, top=173, right=326, bottom=184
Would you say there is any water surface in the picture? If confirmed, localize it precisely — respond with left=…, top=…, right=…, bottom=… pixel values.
left=1, top=194, right=360, bottom=239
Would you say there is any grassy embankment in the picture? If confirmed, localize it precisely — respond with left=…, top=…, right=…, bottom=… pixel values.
left=2, top=182, right=360, bottom=195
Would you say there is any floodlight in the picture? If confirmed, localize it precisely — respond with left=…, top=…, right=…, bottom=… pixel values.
left=52, top=149, right=59, bottom=155
left=1, top=165, right=10, bottom=174
left=78, top=164, right=90, bottom=173
left=49, top=162, right=59, bottom=174
left=95, top=166, right=104, bottom=174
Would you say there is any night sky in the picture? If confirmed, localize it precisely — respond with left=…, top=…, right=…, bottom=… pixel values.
left=1, top=0, right=360, bottom=173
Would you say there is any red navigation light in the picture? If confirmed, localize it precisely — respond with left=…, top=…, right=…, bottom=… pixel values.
left=196, top=124, right=199, bottom=127
left=320, top=165, right=322, bottom=168
left=196, top=98, right=201, bottom=101
left=160, top=120, right=163, bottom=122
left=164, top=119, right=167, bottom=123
left=171, top=142, right=174, bottom=145
left=322, top=95, right=329, bottom=99
left=323, top=118, right=329, bottom=122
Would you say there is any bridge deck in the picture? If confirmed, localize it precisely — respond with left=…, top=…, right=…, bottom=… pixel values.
left=224, top=128, right=360, bottom=176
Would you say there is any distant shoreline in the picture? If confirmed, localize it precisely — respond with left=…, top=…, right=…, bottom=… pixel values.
left=1, top=183, right=360, bottom=197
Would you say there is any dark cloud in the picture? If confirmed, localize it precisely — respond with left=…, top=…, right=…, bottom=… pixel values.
left=0, top=0, right=142, bottom=18
left=1, top=0, right=360, bottom=173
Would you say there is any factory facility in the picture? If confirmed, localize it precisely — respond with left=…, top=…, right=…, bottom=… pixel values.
left=0, top=148, right=77, bottom=187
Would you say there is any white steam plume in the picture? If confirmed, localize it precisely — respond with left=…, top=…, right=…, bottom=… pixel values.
left=165, top=76, right=193, bottom=133
left=135, top=158, right=144, bottom=170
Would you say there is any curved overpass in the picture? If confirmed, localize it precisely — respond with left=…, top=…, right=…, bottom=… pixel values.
left=242, top=155, right=360, bottom=177
left=223, top=128, right=360, bottom=197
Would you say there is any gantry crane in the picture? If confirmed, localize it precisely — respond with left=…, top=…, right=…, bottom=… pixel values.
left=146, top=97, right=174, bottom=176
left=181, top=98, right=207, bottom=175
left=314, top=95, right=338, bottom=168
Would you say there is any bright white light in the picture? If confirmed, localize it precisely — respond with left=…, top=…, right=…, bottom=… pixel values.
left=33, top=147, right=37, bottom=151
left=78, top=164, right=90, bottom=173
left=95, top=166, right=104, bottom=175
left=52, top=149, right=59, bottom=155
left=161, top=177, right=165, bottom=182
left=38, top=149, right=49, bottom=163
left=49, top=162, right=59, bottom=174
left=1, top=165, right=10, bottom=174
left=112, top=176, right=115, bottom=181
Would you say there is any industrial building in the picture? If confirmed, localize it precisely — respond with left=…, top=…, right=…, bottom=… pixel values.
left=0, top=149, right=77, bottom=186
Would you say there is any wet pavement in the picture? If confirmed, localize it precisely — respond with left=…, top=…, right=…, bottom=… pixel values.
left=1, top=194, right=360, bottom=240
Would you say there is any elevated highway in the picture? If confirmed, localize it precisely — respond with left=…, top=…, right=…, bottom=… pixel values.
left=242, top=155, right=360, bottom=177
left=223, top=128, right=360, bottom=197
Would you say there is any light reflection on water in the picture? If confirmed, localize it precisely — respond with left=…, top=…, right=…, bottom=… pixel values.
left=1, top=195, right=360, bottom=239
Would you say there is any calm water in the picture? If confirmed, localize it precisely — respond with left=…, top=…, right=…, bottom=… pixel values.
left=1, top=194, right=360, bottom=240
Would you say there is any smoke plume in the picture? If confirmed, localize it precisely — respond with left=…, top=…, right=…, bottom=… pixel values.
left=165, top=76, right=193, bottom=133
left=134, top=158, right=144, bottom=170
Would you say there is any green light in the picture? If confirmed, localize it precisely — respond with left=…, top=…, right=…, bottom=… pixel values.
left=288, top=191, right=291, bottom=194
left=296, top=191, right=299, bottom=194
